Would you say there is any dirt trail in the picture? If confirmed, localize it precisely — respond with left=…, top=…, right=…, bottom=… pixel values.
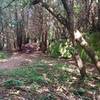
left=0, top=51, right=42, bottom=70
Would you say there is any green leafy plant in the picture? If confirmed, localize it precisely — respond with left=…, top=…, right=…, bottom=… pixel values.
left=3, top=79, right=23, bottom=88
left=40, top=93, right=56, bottom=100
left=73, top=88, right=86, bottom=96
left=0, top=51, right=8, bottom=59
left=49, top=40, right=74, bottom=58
left=7, top=67, right=45, bottom=84
left=80, top=49, right=90, bottom=62
left=85, top=32, right=100, bottom=59
left=49, top=40, right=61, bottom=58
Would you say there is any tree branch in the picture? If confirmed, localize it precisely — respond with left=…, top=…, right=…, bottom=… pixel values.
left=3, top=0, right=16, bottom=9
left=41, top=2, right=68, bottom=26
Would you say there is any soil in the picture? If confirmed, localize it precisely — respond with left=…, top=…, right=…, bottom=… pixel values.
left=0, top=51, right=100, bottom=100
left=0, top=51, right=42, bottom=70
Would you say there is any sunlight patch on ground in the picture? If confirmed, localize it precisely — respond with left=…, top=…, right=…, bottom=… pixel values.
left=41, top=59, right=57, bottom=65
left=48, top=63, right=53, bottom=66
left=36, top=86, right=50, bottom=93
left=25, top=59, right=32, bottom=62
left=0, top=59, right=8, bottom=62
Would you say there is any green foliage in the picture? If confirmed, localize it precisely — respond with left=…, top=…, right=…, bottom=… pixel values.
left=1, top=61, right=71, bottom=86
left=80, top=49, right=90, bottom=62
left=74, top=3, right=81, bottom=14
left=73, top=31, right=100, bottom=62
left=0, top=51, right=8, bottom=59
left=58, top=72, right=70, bottom=83
left=0, top=60, right=99, bottom=99
left=73, top=88, right=86, bottom=96
left=31, top=82, right=40, bottom=90
left=46, top=63, right=71, bottom=85
left=49, top=40, right=74, bottom=58
left=59, top=41, right=74, bottom=58
left=49, top=40, right=61, bottom=58
left=7, top=67, right=45, bottom=84
left=34, top=61, right=48, bottom=68
left=86, top=32, right=100, bottom=59
left=3, top=79, right=23, bottom=88
left=40, top=93, right=56, bottom=100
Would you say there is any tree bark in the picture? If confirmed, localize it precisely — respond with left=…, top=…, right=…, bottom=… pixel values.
left=61, top=0, right=86, bottom=77
left=74, top=30, right=100, bottom=72
left=97, top=0, right=100, bottom=30
left=61, top=0, right=100, bottom=74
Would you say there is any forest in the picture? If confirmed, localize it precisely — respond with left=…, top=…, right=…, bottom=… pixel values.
left=0, top=0, right=100, bottom=99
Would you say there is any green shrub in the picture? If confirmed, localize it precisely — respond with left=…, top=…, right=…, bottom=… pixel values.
left=49, top=40, right=61, bottom=58
left=40, top=93, right=56, bottom=100
left=85, top=32, right=100, bottom=60
left=7, top=67, right=45, bottom=84
left=0, top=51, right=8, bottom=59
left=49, top=40, right=74, bottom=58
left=80, top=49, right=90, bottom=62
left=3, top=79, right=23, bottom=88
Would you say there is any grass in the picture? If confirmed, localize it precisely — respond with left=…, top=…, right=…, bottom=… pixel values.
left=0, top=61, right=71, bottom=87
left=0, top=61, right=99, bottom=99
left=3, top=66, right=45, bottom=85
left=0, top=51, right=9, bottom=59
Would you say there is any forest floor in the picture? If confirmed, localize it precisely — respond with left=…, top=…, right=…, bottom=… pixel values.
left=0, top=51, right=42, bottom=70
left=0, top=51, right=100, bottom=100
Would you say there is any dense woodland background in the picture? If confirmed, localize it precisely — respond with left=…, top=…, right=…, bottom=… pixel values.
left=0, top=0, right=100, bottom=99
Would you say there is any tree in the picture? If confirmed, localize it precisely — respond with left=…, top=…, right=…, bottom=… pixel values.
left=0, top=0, right=99, bottom=76
left=97, top=0, right=100, bottom=30
left=32, top=0, right=100, bottom=76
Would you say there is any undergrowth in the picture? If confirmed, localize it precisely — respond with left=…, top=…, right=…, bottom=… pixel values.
left=0, top=51, right=8, bottom=59
left=0, top=61, right=99, bottom=99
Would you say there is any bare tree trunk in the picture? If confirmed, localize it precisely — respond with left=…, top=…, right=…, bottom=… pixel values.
left=42, top=31, right=48, bottom=53
left=21, top=9, right=28, bottom=45
left=74, top=30, right=100, bottom=72
left=61, top=0, right=100, bottom=74
left=97, top=0, right=100, bottom=30
left=15, top=5, right=22, bottom=51
left=61, top=0, right=87, bottom=77
left=0, top=33, right=4, bottom=50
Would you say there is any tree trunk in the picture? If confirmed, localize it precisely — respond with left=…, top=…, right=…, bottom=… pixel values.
left=32, top=0, right=100, bottom=74
left=61, top=0, right=87, bottom=77
left=74, top=30, right=100, bottom=72
left=97, top=0, right=100, bottom=30
left=45, top=0, right=100, bottom=74
left=74, top=53, right=86, bottom=78
left=61, top=0, right=100, bottom=74
left=15, top=6, right=22, bottom=51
